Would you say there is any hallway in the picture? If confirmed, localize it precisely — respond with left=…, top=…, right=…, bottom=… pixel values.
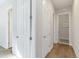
left=46, top=43, right=76, bottom=58
left=0, top=0, right=79, bottom=58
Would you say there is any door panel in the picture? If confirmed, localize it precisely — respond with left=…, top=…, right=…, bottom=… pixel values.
left=13, top=0, right=30, bottom=58
left=42, top=1, right=54, bottom=57
left=42, top=4, right=51, bottom=57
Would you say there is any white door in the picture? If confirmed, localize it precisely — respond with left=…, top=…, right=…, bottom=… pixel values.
left=59, top=14, right=69, bottom=40
left=42, top=4, right=51, bottom=57
left=42, top=15, right=51, bottom=57
left=13, top=0, right=30, bottom=58
left=42, top=1, right=54, bottom=57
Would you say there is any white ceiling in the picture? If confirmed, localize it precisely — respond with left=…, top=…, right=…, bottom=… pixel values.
left=52, top=0, right=73, bottom=10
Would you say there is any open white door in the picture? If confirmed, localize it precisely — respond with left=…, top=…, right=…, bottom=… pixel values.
left=42, top=0, right=54, bottom=57
left=12, top=0, right=31, bottom=58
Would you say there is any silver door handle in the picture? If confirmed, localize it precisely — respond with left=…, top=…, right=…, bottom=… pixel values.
left=16, top=36, right=19, bottom=38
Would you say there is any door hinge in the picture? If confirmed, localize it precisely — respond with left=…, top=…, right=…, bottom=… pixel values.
left=30, top=37, right=32, bottom=40
left=30, top=16, right=32, bottom=19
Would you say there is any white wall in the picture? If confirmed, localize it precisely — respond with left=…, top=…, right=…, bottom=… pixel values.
left=72, top=0, right=79, bottom=57
left=35, top=0, right=55, bottom=57
left=0, top=6, right=8, bottom=48
left=0, top=0, right=12, bottom=49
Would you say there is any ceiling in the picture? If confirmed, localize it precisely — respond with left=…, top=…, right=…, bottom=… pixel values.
left=52, top=0, right=73, bottom=10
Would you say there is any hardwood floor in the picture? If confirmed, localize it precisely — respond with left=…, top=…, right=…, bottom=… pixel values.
left=46, top=43, right=76, bottom=58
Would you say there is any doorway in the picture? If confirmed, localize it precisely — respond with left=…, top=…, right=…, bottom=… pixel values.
left=0, top=8, right=16, bottom=58
left=57, top=12, right=71, bottom=45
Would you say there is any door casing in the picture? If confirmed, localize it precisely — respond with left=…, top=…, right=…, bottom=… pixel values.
left=8, top=8, right=13, bottom=48
left=57, top=12, right=72, bottom=46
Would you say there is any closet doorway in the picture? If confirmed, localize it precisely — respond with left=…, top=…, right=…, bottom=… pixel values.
left=57, top=12, right=72, bottom=45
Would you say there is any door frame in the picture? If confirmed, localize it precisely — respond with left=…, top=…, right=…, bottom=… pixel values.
left=8, top=8, right=13, bottom=48
left=7, top=6, right=13, bottom=50
left=57, top=11, right=72, bottom=46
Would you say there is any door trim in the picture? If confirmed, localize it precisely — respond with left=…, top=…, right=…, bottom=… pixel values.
left=8, top=8, right=13, bottom=48
left=57, top=12, right=72, bottom=46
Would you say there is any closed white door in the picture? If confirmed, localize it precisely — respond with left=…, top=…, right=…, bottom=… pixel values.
left=59, top=14, right=69, bottom=40
left=13, top=0, right=30, bottom=58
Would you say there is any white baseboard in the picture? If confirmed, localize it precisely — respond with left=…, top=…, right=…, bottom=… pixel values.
left=73, top=45, right=78, bottom=58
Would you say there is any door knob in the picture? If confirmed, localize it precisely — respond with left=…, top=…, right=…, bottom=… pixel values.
left=43, top=36, right=46, bottom=38
left=16, top=36, right=19, bottom=38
